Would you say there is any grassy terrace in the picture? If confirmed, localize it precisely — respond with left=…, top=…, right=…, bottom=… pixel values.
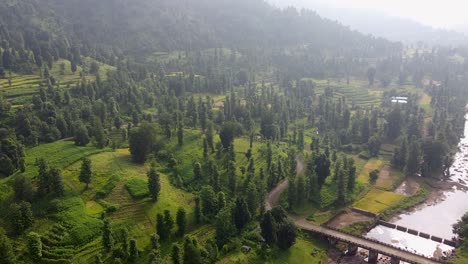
left=0, top=58, right=115, bottom=106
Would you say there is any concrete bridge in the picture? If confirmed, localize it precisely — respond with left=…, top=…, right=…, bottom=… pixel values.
left=377, top=220, right=457, bottom=247
left=266, top=179, right=447, bottom=264
left=296, top=217, right=444, bottom=264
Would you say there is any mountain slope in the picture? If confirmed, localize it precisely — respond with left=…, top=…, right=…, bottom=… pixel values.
left=268, top=0, right=468, bottom=46
left=1, top=0, right=400, bottom=57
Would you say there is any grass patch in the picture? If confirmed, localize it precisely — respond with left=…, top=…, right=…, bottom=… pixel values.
left=218, top=237, right=327, bottom=264
left=353, top=189, right=405, bottom=214
left=379, top=183, right=429, bottom=220
left=341, top=221, right=371, bottom=236
left=125, top=178, right=149, bottom=199
left=356, top=159, right=383, bottom=183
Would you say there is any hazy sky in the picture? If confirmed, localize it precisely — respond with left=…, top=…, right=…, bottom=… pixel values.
left=279, top=0, right=468, bottom=29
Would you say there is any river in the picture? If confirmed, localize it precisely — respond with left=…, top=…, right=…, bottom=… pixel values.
left=364, top=113, right=468, bottom=260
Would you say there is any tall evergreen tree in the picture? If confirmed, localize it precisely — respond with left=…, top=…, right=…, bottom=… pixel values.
left=79, top=157, right=92, bottom=189
left=147, top=166, right=161, bottom=202
left=171, top=243, right=183, bottom=264
left=156, top=213, right=167, bottom=240
left=232, top=198, right=251, bottom=231
left=102, top=219, right=113, bottom=252
left=164, top=210, right=174, bottom=237
left=129, top=239, right=138, bottom=262
left=260, top=211, right=277, bottom=245
left=176, top=208, right=187, bottom=237
left=27, top=232, right=42, bottom=261
left=0, top=234, right=15, bottom=264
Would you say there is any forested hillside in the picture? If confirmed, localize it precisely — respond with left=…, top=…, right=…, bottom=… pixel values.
left=1, top=0, right=468, bottom=264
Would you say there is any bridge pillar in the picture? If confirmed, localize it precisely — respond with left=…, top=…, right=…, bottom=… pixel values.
left=346, top=243, right=358, bottom=256
left=368, top=250, right=378, bottom=264
left=390, top=257, right=400, bottom=264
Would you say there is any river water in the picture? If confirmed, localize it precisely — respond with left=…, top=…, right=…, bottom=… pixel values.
left=364, top=113, right=468, bottom=259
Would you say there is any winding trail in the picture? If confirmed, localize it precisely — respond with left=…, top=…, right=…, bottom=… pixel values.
left=263, top=158, right=443, bottom=264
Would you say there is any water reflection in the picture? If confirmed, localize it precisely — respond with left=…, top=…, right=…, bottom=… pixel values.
left=364, top=113, right=468, bottom=257
left=366, top=226, right=453, bottom=259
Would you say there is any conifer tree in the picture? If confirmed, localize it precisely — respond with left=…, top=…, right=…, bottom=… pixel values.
left=79, top=157, right=92, bottom=189
left=176, top=208, right=187, bottom=237
left=147, top=166, right=161, bottom=202
left=27, top=232, right=42, bottom=261
left=103, top=219, right=113, bottom=252
left=129, top=239, right=138, bottom=262
left=0, top=233, right=15, bottom=264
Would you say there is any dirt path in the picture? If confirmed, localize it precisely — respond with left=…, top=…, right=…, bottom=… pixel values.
left=326, top=209, right=373, bottom=229
left=265, top=179, right=289, bottom=211
left=265, top=157, right=304, bottom=210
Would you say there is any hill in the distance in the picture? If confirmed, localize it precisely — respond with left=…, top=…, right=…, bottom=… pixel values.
left=268, top=0, right=468, bottom=46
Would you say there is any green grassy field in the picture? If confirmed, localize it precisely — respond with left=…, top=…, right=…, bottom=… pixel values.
left=218, top=237, right=328, bottom=264
left=353, top=189, right=405, bottom=214
left=0, top=57, right=115, bottom=106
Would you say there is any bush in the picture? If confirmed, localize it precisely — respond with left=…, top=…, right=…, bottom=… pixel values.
left=95, top=175, right=119, bottom=199
left=125, top=178, right=149, bottom=199
left=358, top=151, right=370, bottom=160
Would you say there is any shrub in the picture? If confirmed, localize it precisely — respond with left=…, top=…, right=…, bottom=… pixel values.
left=125, top=178, right=149, bottom=199
left=358, top=151, right=370, bottom=160
left=95, top=175, right=119, bottom=199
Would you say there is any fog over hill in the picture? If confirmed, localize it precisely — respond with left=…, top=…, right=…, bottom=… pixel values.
left=269, top=0, right=468, bottom=46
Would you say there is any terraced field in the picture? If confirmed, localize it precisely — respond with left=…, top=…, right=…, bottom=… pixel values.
left=0, top=58, right=115, bottom=106
left=313, top=79, right=383, bottom=108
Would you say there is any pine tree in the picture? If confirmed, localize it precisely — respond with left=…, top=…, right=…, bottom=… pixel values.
left=164, top=210, right=174, bottom=237
left=215, top=207, right=236, bottom=247
left=297, top=128, right=304, bottom=151
left=36, top=158, right=49, bottom=196
left=335, top=160, right=347, bottom=206
left=103, top=219, right=113, bottom=252
left=212, top=164, right=220, bottom=192
left=346, top=157, right=356, bottom=192
left=177, top=121, right=184, bottom=146
left=176, top=208, right=187, bottom=237
left=129, top=239, right=138, bottom=262
left=27, top=232, right=42, bottom=261
left=405, top=140, right=421, bottom=176
left=232, top=198, right=251, bottom=231
left=171, top=243, right=183, bottom=264
left=49, top=167, right=65, bottom=197
left=156, top=214, right=167, bottom=240
left=206, top=121, right=215, bottom=152
left=183, top=236, right=203, bottom=264
left=0, top=234, right=15, bottom=264
left=10, top=202, right=33, bottom=235
left=227, top=161, right=237, bottom=193
left=94, top=254, right=103, bottom=264
left=276, top=222, right=297, bottom=249
left=217, top=192, right=226, bottom=211
left=193, top=162, right=202, bottom=181
left=194, top=196, right=203, bottom=224
left=260, top=212, right=277, bottom=245
left=296, top=176, right=306, bottom=205
left=203, top=138, right=208, bottom=159
left=147, top=166, right=161, bottom=202
left=200, top=186, right=217, bottom=216
left=288, top=148, right=297, bottom=177
left=121, top=228, right=129, bottom=258
left=287, top=178, right=297, bottom=208
left=150, top=234, right=160, bottom=251
left=246, top=183, right=258, bottom=217
left=79, top=158, right=92, bottom=189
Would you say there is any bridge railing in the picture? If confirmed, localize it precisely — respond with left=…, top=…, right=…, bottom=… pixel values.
left=304, top=224, right=452, bottom=264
